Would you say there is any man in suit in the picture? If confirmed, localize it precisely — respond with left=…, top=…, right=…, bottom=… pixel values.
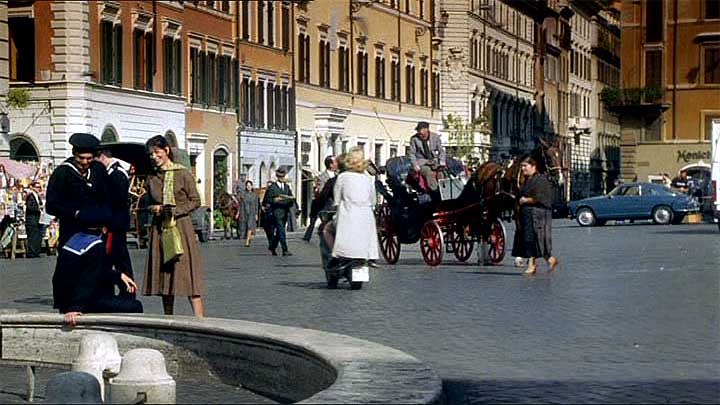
left=262, top=167, right=294, bottom=256
left=409, top=121, right=446, bottom=192
left=25, top=182, right=43, bottom=258
left=303, top=155, right=337, bottom=241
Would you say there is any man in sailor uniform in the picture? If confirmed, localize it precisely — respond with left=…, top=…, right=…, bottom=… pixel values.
left=95, top=146, right=134, bottom=297
left=45, top=133, right=142, bottom=325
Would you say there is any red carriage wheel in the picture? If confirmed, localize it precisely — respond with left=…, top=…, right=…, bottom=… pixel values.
left=487, top=219, right=506, bottom=264
left=377, top=202, right=400, bottom=264
left=452, top=225, right=474, bottom=262
left=420, top=220, right=444, bottom=267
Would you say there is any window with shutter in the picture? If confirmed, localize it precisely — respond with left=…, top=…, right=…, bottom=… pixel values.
left=282, top=4, right=290, bottom=51
left=274, top=85, right=282, bottom=129
left=242, top=2, right=250, bottom=40
left=113, top=25, right=123, bottom=86
left=704, top=47, right=720, bottom=84
left=645, top=0, right=663, bottom=43
left=257, top=2, right=265, bottom=44
left=257, top=81, right=265, bottom=128
left=645, top=50, right=662, bottom=90
left=267, top=1, right=274, bottom=47
left=174, top=40, right=182, bottom=95
left=267, top=82, right=275, bottom=129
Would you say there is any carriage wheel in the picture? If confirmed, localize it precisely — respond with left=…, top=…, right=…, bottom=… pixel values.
left=487, top=219, right=506, bottom=264
left=377, top=203, right=400, bottom=264
left=420, top=221, right=444, bottom=267
left=452, top=225, right=474, bottom=262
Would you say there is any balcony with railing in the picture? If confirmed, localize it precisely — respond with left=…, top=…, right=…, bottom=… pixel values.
left=600, top=86, right=669, bottom=114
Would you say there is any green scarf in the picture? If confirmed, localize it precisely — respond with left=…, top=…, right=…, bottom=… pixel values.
left=161, top=162, right=185, bottom=207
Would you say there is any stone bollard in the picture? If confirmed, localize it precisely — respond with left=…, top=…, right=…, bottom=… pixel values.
left=71, top=333, right=122, bottom=400
left=109, top=348, right=176, bottom=404
left=44, top=371, right=102, bottom=404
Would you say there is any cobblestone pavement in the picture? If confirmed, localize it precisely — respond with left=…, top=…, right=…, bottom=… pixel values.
left=1, top=220, right=719, bottom=403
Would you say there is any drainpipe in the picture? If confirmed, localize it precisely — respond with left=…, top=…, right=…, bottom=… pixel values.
left=236, top=1, right=243, bottom=182
left=350, top=1, right=354, bottom=104
left=672, top=0, right=677, bottom=140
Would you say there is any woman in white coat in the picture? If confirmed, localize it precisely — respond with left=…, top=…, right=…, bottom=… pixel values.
left=332, top=148, right=379, bottom=261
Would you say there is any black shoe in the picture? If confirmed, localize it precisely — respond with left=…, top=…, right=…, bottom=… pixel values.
left=270, top=248, right=277, bottom=256
left=282, top=251, right=292, bottom=256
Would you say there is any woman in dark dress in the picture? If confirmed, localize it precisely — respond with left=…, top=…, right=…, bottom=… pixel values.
left=239, top=180, right=259, bottom=247
left=515, top=155, right=559, bottom=275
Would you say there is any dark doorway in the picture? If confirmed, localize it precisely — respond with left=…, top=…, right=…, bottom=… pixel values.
left=9, top=137, right=38, bottom=161
left=213, top=148, right=229, bottom=208
left=9, top=16, right=35, bottom=82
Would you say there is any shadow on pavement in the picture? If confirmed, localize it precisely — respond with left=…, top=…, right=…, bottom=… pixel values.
left=443, top=378, right=720, bottom=404
left=276, top=281, right=333, bottom=290
left=274, top=264, right=318, bottom=268
left=453, top=271, right=522, bottom=277
left=654, top=229, right=719, bottom=235
left=13, top=295, right=54, bottom=306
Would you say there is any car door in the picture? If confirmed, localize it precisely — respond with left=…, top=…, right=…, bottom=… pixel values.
left=623, top=185, right=644, bottom=218
left=639, top=184, right=662, bottom=218
left=609, top=185, right=642, bottom=219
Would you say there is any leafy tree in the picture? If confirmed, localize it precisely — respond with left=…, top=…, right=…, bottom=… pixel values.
left=443, top=110, right=490, bottom=167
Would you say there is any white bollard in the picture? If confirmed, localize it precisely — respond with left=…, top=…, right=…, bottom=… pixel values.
left=71, top=333, right=122, bottom=400
left=44, top=371, right=102, bottom=404
left=109, top=348, right=176, bottom=404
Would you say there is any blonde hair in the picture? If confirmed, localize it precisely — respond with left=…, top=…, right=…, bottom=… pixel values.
left=344, top=148, right=368, bottom=173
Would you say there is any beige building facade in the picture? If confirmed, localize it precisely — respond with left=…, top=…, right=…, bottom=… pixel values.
left=617, top=0, right=720, bottom=181
left=294, top=0, right=442, bottom=183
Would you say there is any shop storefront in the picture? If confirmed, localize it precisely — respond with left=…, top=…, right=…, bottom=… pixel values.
left=634, top=143, right=711, bottom=181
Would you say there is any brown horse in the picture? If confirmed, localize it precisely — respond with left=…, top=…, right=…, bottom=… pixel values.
left=218, top=192, right=240, bottom=239
left=470, top=139, right=566, bottom=264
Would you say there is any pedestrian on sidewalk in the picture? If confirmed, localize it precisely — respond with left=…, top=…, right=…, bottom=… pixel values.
left=262, top=167, right=294, bottom=256
left=143, top=135, right=206, bottom=317
left=303, top=155, right=337, bottom=241
left=24, top=182, right=43, bottom=258
left=239, top=180, right=259, bottom=246
left=514, top=155, right=559, bottom=275
left=331, top=148, right=379, bottom=263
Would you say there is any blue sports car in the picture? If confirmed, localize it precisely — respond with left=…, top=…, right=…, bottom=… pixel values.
left=569, top=182, right=699, bottom=226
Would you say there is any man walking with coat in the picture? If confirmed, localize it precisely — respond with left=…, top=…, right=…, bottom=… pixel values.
left=262, top=167, right=294, bottom=256
left=303, top=155, right=337, bottom=241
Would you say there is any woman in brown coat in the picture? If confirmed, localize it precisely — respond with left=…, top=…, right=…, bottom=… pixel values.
left=144, top=135, right=206, bottom=317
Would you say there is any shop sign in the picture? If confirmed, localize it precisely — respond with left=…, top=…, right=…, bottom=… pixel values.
left=676, top=150, right=711, bottom=163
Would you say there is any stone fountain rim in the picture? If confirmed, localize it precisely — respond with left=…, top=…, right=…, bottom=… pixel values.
left=0, top=312, right=443, bottom=404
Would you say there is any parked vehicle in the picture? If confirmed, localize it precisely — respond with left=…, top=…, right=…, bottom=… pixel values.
left=569, top=182, right=699, bottom=226
left=317, top=210, right=369, bottom=290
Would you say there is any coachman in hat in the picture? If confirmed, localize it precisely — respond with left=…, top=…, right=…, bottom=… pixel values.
left=408, top=121, right=446, bottom=193
left=45, top=133, right=142, bottom=325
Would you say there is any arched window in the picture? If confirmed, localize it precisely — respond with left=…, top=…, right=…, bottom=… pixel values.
left=9, top=136, right=39, bottom=162
left=101, top=125, right=118, bottom=143
left=164, top=130, right=179, bottom=148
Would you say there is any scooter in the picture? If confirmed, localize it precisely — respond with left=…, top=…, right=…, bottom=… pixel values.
left=317, top=210, right=370, bottom=290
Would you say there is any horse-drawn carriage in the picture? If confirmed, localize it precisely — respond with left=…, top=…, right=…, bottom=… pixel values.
left=375, top=156, right=508, bottom=267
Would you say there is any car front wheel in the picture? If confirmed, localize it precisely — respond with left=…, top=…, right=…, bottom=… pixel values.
left=652, top=206, right=673, bottom=225
left=576, top=208, right=596, bottom=227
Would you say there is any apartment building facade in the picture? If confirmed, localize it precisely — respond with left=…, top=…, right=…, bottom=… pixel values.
left=294, top=0, right=442, bottom=217
left=438, top=0, right=536, bottom=162
left=236, top=1, right=296, bottom=194
left=567, top=0, right=621, bottom=199
left=617, top=0, right=720, bottom=181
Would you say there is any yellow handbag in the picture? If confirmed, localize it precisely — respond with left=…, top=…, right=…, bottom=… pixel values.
left=162, top=216, right=184, bottom=264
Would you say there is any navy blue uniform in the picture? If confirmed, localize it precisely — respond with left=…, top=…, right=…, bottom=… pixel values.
left=46, top=159, right=141, bottom=314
